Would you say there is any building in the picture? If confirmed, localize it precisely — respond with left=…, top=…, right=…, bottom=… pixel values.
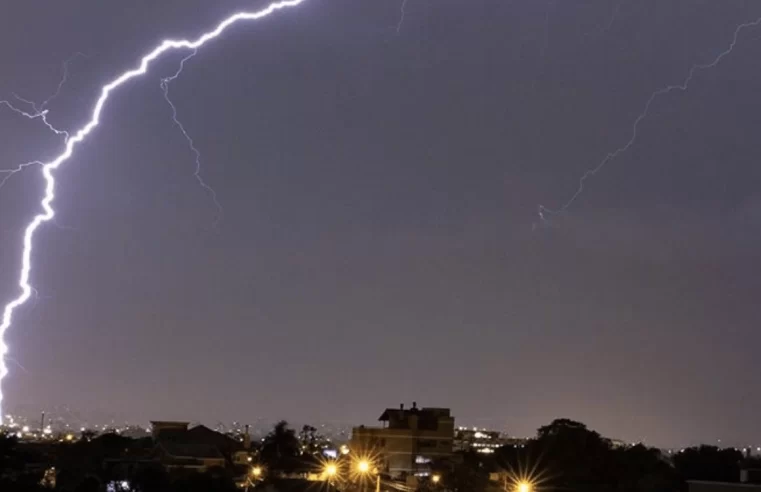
left=351, top=402, right=454, bottom=478
left=454, top=427, right=509, bottom=454
left=150, top=421, right=251, bottom=470
left=103, top=420, right=252, bottom=487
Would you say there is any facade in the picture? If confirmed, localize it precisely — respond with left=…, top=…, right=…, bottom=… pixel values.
left=351, top=402, right=454, bottom=478
left=454, top=427, right=509, bottom=454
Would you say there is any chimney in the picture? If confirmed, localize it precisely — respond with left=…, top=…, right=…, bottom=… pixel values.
left=412, top=401, right=417, bottom=410
left=244, top=424, right=251, bottom=450
left=400, top=403, right=404, bottom=411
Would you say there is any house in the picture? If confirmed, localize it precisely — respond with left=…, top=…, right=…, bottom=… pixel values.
left=351, top=402, right=454, bottom=478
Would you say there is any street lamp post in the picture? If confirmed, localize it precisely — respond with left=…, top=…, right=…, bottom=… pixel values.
left=356, top=459, right=380, bottom=492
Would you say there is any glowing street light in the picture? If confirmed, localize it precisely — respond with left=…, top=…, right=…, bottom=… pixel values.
left=251, top=466, right=263, bottom=478
left=324, top=463, right=338, bottom=478
left=357, top=460, right=371, bottom=474
left=517, top=481, right=532, bottom=492
left=432, top=474, right=441, bottom=484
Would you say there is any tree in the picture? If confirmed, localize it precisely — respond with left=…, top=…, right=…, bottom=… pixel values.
left=531, top=418, right=612, bottom=491
left=0, top=433, right=22, bottom=474
left=673, top=446, right=744, bottom=483
left=260, top=421, right=301, bottom=470
left=494, top=418, right=679, bottom=492
left=444, top=451, right=489, bottom=492
left=298, top=425, right=327, bottom=456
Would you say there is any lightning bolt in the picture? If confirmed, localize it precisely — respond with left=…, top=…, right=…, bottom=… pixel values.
left=396, top=0, right=409, bottom=34
left=0, top=99, right=68, bottom=142
left=539, top=15, right=761, bottom=221
left=160, top=49, right=224, bottom=227
left=0, top=161, right=44, bottom=192
left=0, top=0, right=308, bottom=423
left=39, top=52, right=89, bottom=112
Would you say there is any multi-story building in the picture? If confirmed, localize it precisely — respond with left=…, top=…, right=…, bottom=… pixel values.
left=351, top=402, right=454, bottom=478
left=454, top=427, right=508, bottom=454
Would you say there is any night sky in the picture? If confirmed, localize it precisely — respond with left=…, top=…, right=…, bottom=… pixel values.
left=2, top=0, right=761, bottom=447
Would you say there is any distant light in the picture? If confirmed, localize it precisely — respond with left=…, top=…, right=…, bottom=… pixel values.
left=252, top=466, right=263, bottom=477
left=66, top=434, right=74, bottom=441
left=432, top=474, right=441, bottom=484
left=22, top=426, right=29, bottom=433
left=340, top=445, right=350, bottom=455
left=357, top=460, right=370, bottom=473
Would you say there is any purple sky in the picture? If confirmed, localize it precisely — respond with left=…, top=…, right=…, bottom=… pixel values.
left=2, top=0, right=761, bottom=447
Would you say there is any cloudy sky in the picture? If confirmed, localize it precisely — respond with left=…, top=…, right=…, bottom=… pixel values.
left=2, top=0, right=761, bottom=446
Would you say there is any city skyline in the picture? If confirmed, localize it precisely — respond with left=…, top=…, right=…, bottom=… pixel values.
left=2, top=0, right=761, bottom=450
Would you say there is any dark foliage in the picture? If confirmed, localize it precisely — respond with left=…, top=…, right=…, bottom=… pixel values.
left=672, top=446, right=744, bottom=484
left=495, top=418, right=678, bottom=492
left=260, top=421, right=301, bottom=470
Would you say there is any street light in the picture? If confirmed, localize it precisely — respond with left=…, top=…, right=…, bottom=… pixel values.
left=517, top=481, right=532, bottom=492
left=251, top=466, right=263, bottom=479
left=355, top=458, right=379, bottom=492
left=357, top=460, right=371, bottom=473
left=323, top=462, right=339, bottom=482
left=432, top=474, right=441, bottom=484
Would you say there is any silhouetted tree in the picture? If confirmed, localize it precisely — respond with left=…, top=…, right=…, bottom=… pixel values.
left=0, top=433, right=23, bottom=473
left=494, top=418, right=679, bottom=492
left=298, top=425, right=327, bottom=456
left=431, top=451, right=489, bottom=492
left=673, top=446, right=744, bottom=484
left=260, top=421, right=301, bottom=470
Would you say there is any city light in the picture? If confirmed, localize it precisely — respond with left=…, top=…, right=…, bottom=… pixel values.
left=518, top=481, right=532, bottom=492
left=324, top=462, right=338, bottom=480
left=251, top=466, right=263, bottom=478
left=357, top=459, right=370, bottom=473
left=432, top=474, right=441, bottom=484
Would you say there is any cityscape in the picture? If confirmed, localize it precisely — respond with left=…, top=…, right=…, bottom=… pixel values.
left=3, top=402, right=761, bottom=491
left=3, top=0, right=761, bottom=491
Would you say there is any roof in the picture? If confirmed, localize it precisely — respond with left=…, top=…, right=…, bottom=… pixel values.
left=378, top=407, right=451, bottom=421
left=155, top=424, right=243, bottom=453
left=159, top=442, right=224, bottom=460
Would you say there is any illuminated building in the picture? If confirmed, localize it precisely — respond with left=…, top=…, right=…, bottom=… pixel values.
left=454, top=427, right=512, bottom=454
left=351, top=402, right=454, bottom=478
